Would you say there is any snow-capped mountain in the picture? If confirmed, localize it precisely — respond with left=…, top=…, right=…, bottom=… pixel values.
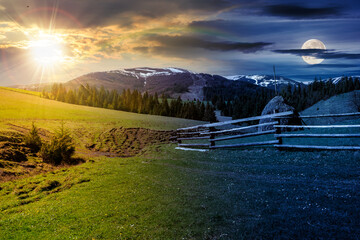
left=322, top=76, right=360, bottom=84
left=226, top=75, right=303, bottom=89
left=106, top=67, right=191, bottom=80
left=13, top=67, right=303, bottom=100
left=57, top=67, right=249, bottom=100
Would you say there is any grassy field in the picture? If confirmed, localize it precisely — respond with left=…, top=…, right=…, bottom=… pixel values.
left=0, top=87, right=202, bottom=151
left=0, top=145, right=359, bottom=239
left=0, top=88, right=359, bottom=239
left=0, top=87, right=200, bottom=130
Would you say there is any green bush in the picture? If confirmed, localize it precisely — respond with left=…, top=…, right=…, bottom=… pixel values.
left=40, top=124, right=75, bottom=165
left=24, top=123, right=42, bottom=153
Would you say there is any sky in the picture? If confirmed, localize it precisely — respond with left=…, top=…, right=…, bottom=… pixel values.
left=0, top=0, right=359, bottom=85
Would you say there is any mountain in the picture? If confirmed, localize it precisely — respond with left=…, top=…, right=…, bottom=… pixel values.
left=14, top=67, right=269, bottom=101
left=67, top=67, right=238, bottom=100
left=225, top=75, right=303, bottom=90
left=322, top=76, right=360, bottom=84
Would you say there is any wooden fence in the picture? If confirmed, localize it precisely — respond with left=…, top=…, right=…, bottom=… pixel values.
left=176, top=111, right=360, bottom=151
left=274, top=112, right=360, bottom=151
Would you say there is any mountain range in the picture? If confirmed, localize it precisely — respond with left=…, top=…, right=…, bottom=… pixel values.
left=226, top=74, right=301, bottom=90
left=12, top=67, right=359, bottom=100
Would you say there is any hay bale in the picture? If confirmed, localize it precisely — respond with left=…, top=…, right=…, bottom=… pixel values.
left=259, top=96, right=302, bottom=131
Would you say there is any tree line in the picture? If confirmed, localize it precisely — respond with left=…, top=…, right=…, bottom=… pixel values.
left=206, top=76, right=360, bottom=119
left=204, top=86, right=275, bottom=119
left=281, top=76, right=360, bottom=112
left=42, top=84, right=217, bottom=122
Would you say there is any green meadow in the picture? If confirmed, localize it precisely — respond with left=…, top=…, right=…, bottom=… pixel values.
left=0, top=87, right=359, bottom=239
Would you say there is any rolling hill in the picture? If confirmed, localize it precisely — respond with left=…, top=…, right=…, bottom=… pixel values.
left=0, top=86, right=200, bottom=137
left=0, top=87, right=358, bottom=239
left=13, top=68, right=235, bottom=100
left=12, top=68, right=279, bottom=101
left=301, top=90, right=360, bottom=124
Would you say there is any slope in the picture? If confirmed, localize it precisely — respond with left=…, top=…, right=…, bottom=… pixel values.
left=13, top=67, right=268, bottom=101
left=300, top=90, right=360, bottom=124
left=0, top=87, right=200, bottom=131
left=0, top=88, right=358, bottom=239
left=226, top=74, right=302, bottom=90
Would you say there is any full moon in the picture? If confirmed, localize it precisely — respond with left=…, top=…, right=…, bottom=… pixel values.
left=301, top=39, right=326, bottom=64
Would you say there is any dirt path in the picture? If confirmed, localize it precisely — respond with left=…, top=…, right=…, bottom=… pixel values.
left=86, top=127, right=175, bottom=157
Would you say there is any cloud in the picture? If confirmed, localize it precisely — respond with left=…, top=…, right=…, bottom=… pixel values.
left=0, top=47, right=29, bottom=66
left=263, top=4, right=340, bottom=19
left=0, top=0, right=232, bottom=28
left=273, top=49, right=360, bottom=60
left=141, top=34, right=272, bottom=53
left=306, top=63, right=359, bottom=68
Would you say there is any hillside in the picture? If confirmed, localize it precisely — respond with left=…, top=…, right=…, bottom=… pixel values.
left=226, top=74, right=303, bottom=90
left=0, top=86, right=204, bottom=183
left=14, top=68, right=236, bottom=100
left=301, top=90, right=360, bottom=124
left=13, top=68, right=275, bottom=101
left=0, top=87, right=199, bottom=131
left=0, top=87, right=358, bottom=239
left=323, top=75, right=360, bottom=84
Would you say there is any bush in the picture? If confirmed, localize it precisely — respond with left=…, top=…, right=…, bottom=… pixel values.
left=24, top=123, right=42, bottom=153
left=40, top=124, right=75, bottom=165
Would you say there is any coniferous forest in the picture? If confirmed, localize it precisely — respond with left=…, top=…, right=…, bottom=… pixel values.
left=207, top=76, right=360, bottom=119
left=42, top=84, right=217, bottom=122
left=43, top=76, right=360, bottom=122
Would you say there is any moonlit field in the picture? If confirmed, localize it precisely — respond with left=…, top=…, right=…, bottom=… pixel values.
left=0, top=1, right=359, bottom=239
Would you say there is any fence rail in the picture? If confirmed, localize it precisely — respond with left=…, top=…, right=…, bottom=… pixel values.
left=274, top=144, right=360, bottom=151
left=176, top=110, right=360, bottom=151
left=177, top=111, right=293, bottom=131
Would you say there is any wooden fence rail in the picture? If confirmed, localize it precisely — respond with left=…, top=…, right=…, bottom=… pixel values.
left=177, top=111, right=293, bottom=149
left=176, top=111, right=360, bottom=151
left=177, top=111, right=293, bottom=131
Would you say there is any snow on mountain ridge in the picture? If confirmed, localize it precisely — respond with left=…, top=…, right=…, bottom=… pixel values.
left=326, top=76, right=360, bottom=84
left=225, top=74, right=301, bottom=89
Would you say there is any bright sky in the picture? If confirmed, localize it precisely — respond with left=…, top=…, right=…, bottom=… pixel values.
left=0, top=0, right=359, bottom=85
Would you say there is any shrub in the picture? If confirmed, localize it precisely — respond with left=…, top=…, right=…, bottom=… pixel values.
left=40, top=124, right=75, bottom=165
left=24, top=123, right=42, bottom=153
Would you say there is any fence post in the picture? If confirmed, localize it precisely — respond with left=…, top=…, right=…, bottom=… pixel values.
left=275, top=119, right=282, bottom=146
left=177, top=131, right=182, bottom=146
left=209, top=127, right=216, bottom=148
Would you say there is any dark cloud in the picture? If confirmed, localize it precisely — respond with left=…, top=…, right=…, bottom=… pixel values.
left=263, top=4, right=340, bottom=19
left=0, top=47, right=29, bottom=67
left=189, top=19, right=227, bottom=29
left=142, top=34, right=272, bottom=52
left=274, top=49, right=360, bottom=60
left=0, top=0, right=232, bottom=28
left=274, top=49, right=327, bottom=56
left=306, top=63, right=359, bottom=68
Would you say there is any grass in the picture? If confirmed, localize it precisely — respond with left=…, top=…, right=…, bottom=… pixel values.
left=0, top=87, right=359, bottom=239
left=0, top=87, right=202, bottom=150
left=0, top=87, right=42, bottom=97
left=301, top=90, right=360, bottom=125
left=0, top=87, right=201, bottom=129
left=0, top=145, right=359, bottom=239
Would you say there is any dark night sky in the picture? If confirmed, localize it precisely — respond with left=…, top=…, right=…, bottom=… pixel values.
left=0, top=0, right=359, bottom=84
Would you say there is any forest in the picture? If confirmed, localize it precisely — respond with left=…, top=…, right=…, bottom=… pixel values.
left=43, top=76, right=360, bottom=122
left=206, top=76, right=360, bottom=119
left=42, top=84, right=217, bottom=122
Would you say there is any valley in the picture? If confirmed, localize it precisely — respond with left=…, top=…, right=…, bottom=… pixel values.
left=0, top=87, right=359, bottom=239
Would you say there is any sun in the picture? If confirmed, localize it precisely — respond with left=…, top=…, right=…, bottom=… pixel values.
left=29, top=34, right=64, bottom=67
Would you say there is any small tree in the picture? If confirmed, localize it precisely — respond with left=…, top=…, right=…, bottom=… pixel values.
left=40, top=123, right=75, bottom=165
left=24, top=123, right=42, bottom=153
